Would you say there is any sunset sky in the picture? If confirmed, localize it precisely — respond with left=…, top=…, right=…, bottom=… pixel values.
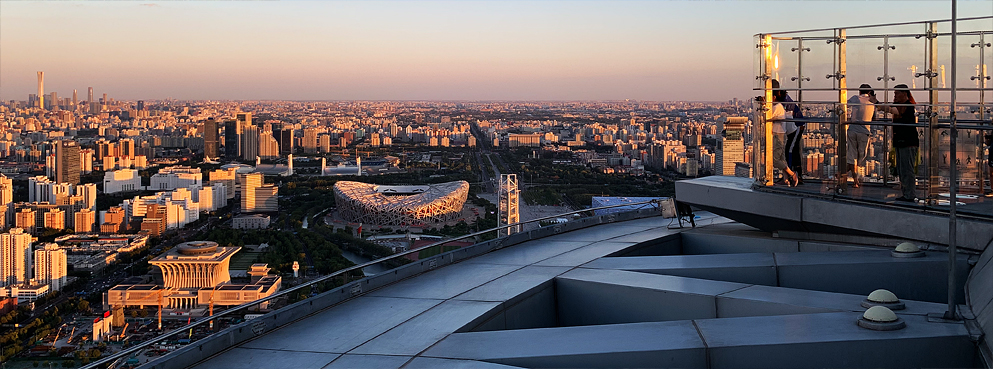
left=1, top=1, right=990, bottom=101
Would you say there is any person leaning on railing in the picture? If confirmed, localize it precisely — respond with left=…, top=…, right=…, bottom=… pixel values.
left=879, top=84, right=919, bottom=202
left=769, top=79, right=800, bottom=187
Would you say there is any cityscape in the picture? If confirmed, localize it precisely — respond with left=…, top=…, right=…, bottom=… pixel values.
left=1, top=1, right=991, bottom=369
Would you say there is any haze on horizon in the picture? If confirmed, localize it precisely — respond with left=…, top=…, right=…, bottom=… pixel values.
left=1, top=1, right=989, bottom=102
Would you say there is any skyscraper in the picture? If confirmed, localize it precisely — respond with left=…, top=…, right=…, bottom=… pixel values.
left=37, top=72, right=44, bottom=109
left=241, top=172, right=263, bottom=212
left=224, top=120, right=240, bottom=158
left=241, top=125, right=259, bottom=162
left=87, top=87, right=93, bottom=105
left=258, top=124, right=280, bottom=159
left=72, top=89, right=78, bottom=108
left=204, top=119, right=219, bottom=159
left=34, top=244, right=67, bottom=291
left=56, top=140, right=81, bottom=184
left=278, top=127, right=294, bottom=155
left=0, top=228, right=33, bottom=287
left=0, top=175, right=12, bottom=229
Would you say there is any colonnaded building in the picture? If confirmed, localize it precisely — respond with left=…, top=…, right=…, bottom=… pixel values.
left=104, top=241, right=280, bottom=309
left=334, top=181, right=470, bottom=227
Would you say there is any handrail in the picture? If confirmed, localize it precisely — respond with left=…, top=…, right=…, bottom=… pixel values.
left=756, top=15, right=992, bottom=36
left=84, top=198, right=664, bottom=369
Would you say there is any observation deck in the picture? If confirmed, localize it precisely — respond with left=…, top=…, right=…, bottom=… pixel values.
left=87, top=15, right=992, bottom=369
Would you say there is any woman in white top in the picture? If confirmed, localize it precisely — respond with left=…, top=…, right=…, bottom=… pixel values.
left=769, top=80, right=798, bottom=186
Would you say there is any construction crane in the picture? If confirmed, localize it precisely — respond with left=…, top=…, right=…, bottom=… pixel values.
left=53, top=324, right=64, bottom=343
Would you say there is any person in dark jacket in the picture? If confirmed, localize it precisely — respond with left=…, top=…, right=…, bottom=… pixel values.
left=881, top=84, right=919, bottom=202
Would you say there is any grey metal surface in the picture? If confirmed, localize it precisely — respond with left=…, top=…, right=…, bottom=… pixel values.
left=454, top=265, right=568, bottom=303
left=556, top=269, right=748, bottom=326
left=681, top=231, right=800, bottom=254
left=404, top=357, right=527, bottom=369
left=189, top=348, right=340, bottom=369
left=717, top=285, right=946, bottom=318
left=775, top=250, right=970, bottom=303
left=968, top=241, right=993, bottom=364
left=533, top=241, right=638, bottom=267
left=583, top=253, right=778, bottom=285
left=695, top=312, right=976, bottom=369
left=240, top=296, right=442, bottom=353
left=349, top=299, right=501, bottom=356
left=422, top=321, right=707, bottom=369
left=462, top=240, right=594, bottom=266
left=367, top=262, right=522, bottom=300
left=322, top=354, right=412, bottom=369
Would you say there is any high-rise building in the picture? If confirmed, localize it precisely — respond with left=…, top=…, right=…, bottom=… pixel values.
left=56, top=140, right=81, bottom=184
left=717, top=117, right=747, bottom=176
left=0, top=228, right=33, bottom=287
left=240, top=173, right=263, bottom=212
left=0, top=175, right=12, bottom=229
left=204, top=118, right=219, bottom=159
left=253, top=185, right=279, bottom=212
left=279, top=128, right=294, bottom=155
left=72, top=89, right=77, bottom=108
left=120, top=138, right=136, bottom=159
left=43, top=209, right=65, bottom=230
left=74, top=208, right=95, bottom=233
left=224, top=120, right=240, bottom=158
left=14, top=209, right=36, bottom=235
left=34, top=244, right=66, bottom=291
left=303, top=128, right=319, bottom=154
left=498, top=174, right=520, bottom=237
left=241, top=125, right=259, bottom=162
left=37, top=72, right=44, bottom=109
left=258, top=124, right=280, bottom=159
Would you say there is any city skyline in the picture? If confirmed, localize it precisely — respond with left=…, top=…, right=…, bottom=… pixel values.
left=2, top=1, right=990, bottom=101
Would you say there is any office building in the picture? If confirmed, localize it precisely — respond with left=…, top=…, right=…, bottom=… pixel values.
left=150, top=166, right=203, bottom=191
left=224, top=120, right=240, bottom=158
left=240, top=172, right=263, bottom=212
left=279, top=128, right=294, bottom=155
left=259, top=124, right=280, bottom=159
left=0, top=228, right=32, bottom=287
left=204, top=118, right=219, bottom=159
left=34, top=243, right=67, bottom=291
left=56, top=140, right=81, bottom=184
left=253, top=185, right=279, bottom=212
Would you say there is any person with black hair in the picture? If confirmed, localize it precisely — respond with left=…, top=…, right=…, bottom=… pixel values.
left=769, top=80, right=799, bottom=186
left=881, top=84, right=919, bottom=202
left=843, top=84, right=878, bottom=188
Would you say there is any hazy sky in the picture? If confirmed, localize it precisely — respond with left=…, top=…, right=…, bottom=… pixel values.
left=1, top=1, right=990, bottom=101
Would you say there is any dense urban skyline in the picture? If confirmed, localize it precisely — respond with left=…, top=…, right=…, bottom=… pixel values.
left=2, top=1, right=990, bottom=101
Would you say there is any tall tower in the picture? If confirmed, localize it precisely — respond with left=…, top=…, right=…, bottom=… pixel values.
left=87, top=87, right=93, bottom=105
left=203, top=118, right=219, bottom=159
left=37, top=72, right=44, bottom=109
left=498, top=174, right=520, bottom=237
left=72, top=89, right=78, bottom=108
left=56, top=140, right=81, bottom=184
left=224, top=120, right=240, bottom=158
left=0, top=228, right=33, bottom=287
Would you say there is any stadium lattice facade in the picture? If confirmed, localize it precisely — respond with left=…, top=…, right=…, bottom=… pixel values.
left=334, top=181, right=470, bottom=227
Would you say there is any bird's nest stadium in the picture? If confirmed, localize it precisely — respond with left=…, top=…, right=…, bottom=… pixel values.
left=333, top=181, right=470, bottom=227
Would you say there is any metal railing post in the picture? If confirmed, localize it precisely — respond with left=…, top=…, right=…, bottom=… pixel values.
left=927, top=21, right=941, bottom=202
left=837, top=28, right=849, bottom=192
left=945, top=0, right=960, bottom=321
